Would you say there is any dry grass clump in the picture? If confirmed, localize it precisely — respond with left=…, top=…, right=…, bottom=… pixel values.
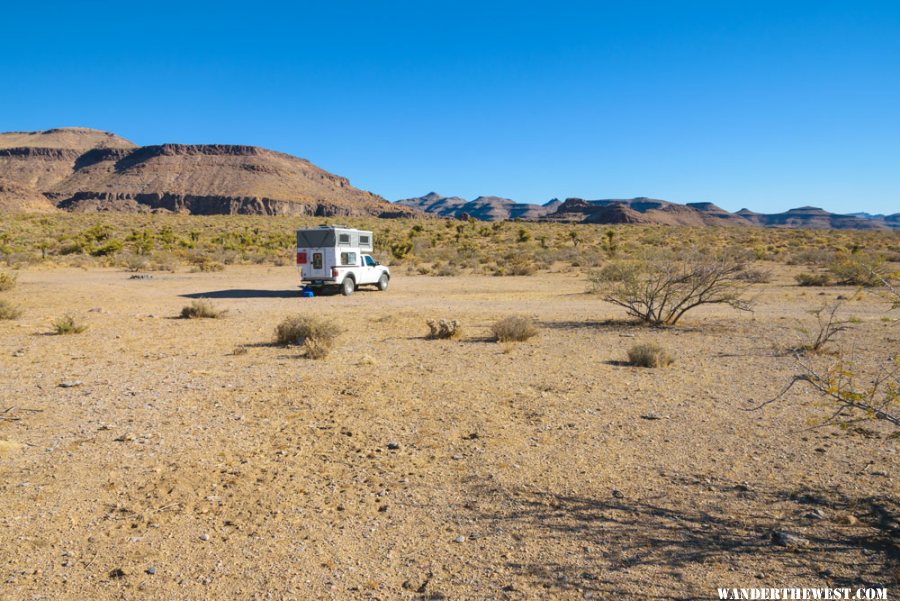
left=51, top=314, right=87, bottom=335
left=275, top=315, right=341, bottom=359
left=491, top=316, right=538, bottom=342
left=426, top=319, right=462, bottom=340
left=180, top=299, right=226, bottom=319
left=0, top=300, right=23, bottom=320
left=0, top=271, right=16, bottom=291
left=627, top=342, right=674, bottom=368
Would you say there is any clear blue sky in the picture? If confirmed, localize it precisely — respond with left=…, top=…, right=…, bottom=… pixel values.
left=2, top=1, right=898, bottom=214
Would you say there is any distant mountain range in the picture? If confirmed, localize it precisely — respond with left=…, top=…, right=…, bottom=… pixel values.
left=398, top=193, right=899, bottom=230
left=1, top=128, right=895, bottom=229
left=0, top=128, right=415, bottom=218
left=396, top=192, right=561, bottom=221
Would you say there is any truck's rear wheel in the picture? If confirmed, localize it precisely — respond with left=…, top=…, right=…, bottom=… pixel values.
left=377, top=274, right=389, bottom=291
left=341, top=277, right=355, bottom=296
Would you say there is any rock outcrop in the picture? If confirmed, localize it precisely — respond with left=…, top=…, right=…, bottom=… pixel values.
left=0, top=128, right=417, bottom=217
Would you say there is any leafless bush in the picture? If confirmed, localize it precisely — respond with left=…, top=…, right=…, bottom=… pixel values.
left=627, top=343, right=674, bottom=368
left=275, top=315, right=341, bottom=358
left=491, top=316, right=538, bottom=342
left=426, top=319, right=461, bottom=340
left=596, top=251, right=752, bottom=325
left=180, top=299, right=226, bottom=319
left=792, top=301, right=853, bottom=354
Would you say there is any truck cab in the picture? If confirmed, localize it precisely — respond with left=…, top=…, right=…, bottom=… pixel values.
left=296, top=226, right=390, bottom=296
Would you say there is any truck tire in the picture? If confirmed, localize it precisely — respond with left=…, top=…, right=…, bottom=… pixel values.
left=377, top=274, right=389, bottom=291
left=341, top=277, right=355, bottom=296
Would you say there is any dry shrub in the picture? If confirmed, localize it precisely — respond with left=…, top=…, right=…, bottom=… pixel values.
left=597, top=251, right=752, bottom=325
left=0, top=271, right=16, bottom=291
left=627, top=343, right=674, bottom=368
left=795, top=272, right=832, bottom=287
left=736, top=267, right=773, bottom=284
left=0, top=300, right=22, bottom=320
left=426, top=319, right=461, bottom=340
left=188, top=255, right=225, bottom=272
left=275, top=315, right=341, bottom=359
left=792, top=301, right=852, bottom=355
left=491, top=316, right=538, bottom=342
left=180, top=299, right=226, bottom=319
left=52, top=314, right=87, bottom=335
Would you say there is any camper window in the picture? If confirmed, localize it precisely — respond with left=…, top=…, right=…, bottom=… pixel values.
left=338, top=233, right=351, bottom=245
left=340, top=252, right=358, bottom=266
left=359, top=235, right=370, bottom=245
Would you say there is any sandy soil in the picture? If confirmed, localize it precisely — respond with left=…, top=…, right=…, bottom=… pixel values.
left=0, top=266, right=896, bottom=600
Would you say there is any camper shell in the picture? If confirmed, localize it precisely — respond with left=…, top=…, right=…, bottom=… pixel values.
left=296, top=225, right=390, bottom=295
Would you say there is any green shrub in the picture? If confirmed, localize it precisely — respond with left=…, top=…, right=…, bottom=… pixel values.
left=90, top=239, right=124, bottom=257
left=491, top=316, right=538, bottom=342
left=828, top=254, right=884, bottom=287
left=275, top=315, right=341, bottom=359
left=180, top=299, right=226, bottom=319
left=627, top=343, right=674, bottom=368
left=51, top=314, right=87, bottom=335
left=0, top=300, right=22, bottom=320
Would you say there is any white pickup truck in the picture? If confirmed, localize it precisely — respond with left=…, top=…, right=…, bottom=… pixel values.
left=296, top=226, right=390, bottom=296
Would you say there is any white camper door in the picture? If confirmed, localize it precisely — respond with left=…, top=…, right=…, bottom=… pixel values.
left=309, top=250, right=327, bottom=278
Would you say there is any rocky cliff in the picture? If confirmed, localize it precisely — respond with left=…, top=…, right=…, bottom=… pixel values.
left=0, top=129, right=417, bottom=217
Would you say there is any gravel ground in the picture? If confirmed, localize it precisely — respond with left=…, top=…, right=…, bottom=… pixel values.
left=0, top=266, right=896, bottom=600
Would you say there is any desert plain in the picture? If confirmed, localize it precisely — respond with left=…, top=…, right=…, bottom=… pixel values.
left=0, top=260, right=897, bottom=601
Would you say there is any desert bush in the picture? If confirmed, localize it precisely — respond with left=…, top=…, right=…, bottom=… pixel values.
left=120, top=252, right=148, bottom=272
left=0, top=271, right=16, bottom=291
left=90, top=238, right=124, bottom=257
left=426, top=319, right=461, bottom=340
left=795, top=272, right=832, bottom=287
left=51, top=314, right=87, bottom=335
left=828, top=253, right=885, bottom=287
left=180, top=299, right=226, bottom=319
left=627, top=342, right=674, bottom=368
left=187, top=252, right=225, bottom=272
left=275, top=315, right=341, bottom=358
left=736, top=267, right=773, bottom=284
left=433, top=263, right=460, bottom=277
left=792, top=301, right=852, bottom=354
left=759, top=355, right=899, bottom=434
left=0, top=300, right=22, bottom=320
left=597, top=251, right=752, bottom=325
left=491, top=316, right=538, bottom=342
left=786, top=248, right=836, bottom=267
left=759, top=286, right=898, bottom=433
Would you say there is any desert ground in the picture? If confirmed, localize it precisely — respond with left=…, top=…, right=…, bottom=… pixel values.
left=0, top=265, right=897, bottom=600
